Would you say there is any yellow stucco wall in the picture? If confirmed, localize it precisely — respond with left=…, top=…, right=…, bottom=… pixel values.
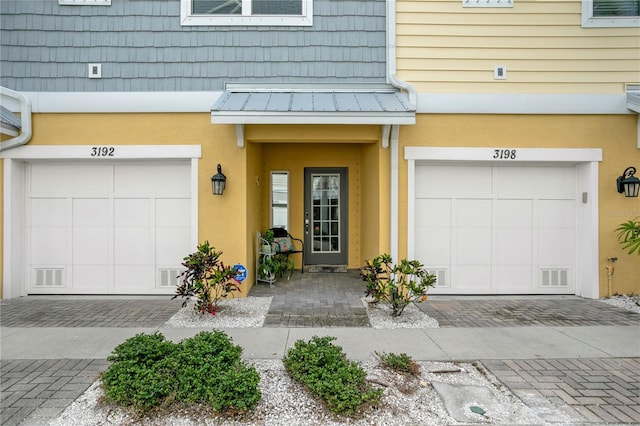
left=398, top=113, right=640, bottom=296
left=4, top=113, right=637, bottom=298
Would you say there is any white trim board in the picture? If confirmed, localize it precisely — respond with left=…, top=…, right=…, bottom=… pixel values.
left=18, top=92, right=639, bottom=115
left=1, top=145, right=202, bottom=159
left=23, top=92, right=222, bottom=113
left=405, top=147, right=602, bottom=299
left=416, top=93, right=634, bottom=115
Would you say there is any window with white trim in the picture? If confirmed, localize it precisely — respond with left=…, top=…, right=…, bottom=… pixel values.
left=181, top=0, right=313, bottom=26
left=59, top=0, right=110, bottom=5
left=271, top=171, right=289, bottom=229
left=582, top=0, right=639, bottom=27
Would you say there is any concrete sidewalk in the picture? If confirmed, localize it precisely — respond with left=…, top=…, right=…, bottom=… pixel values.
left=2, top=324, right=639, bottom=361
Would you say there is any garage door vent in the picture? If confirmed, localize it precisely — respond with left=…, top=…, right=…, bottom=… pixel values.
left=158, top=269, right=183, bottom=288
left=429, top=268, right=448, bottom=288
left=34, top=268, right=64, bottom=287
left=540, top=269, right=569, bottom=287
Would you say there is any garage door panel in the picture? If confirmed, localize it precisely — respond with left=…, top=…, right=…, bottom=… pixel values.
left=538, top=228, right=574, bottom=266
left=114, top=266, right=155, bottom=292
left=415, top=199, right=450, bottom=227
left=31, top=227, right=67, bottom=265
left=31, top=198, right=66, bottom=227
left=497, top=167, right=574, bottom=198
left=73, top=198, right=110, bottom=226
left=539, top=200, right=575, bottom=228
left=115, top=198, right=149, bottom=226
left=114, top=163, right=190, bottom=195
left=497, top=199, right=532, bottom=227
left=415, top=227, right=451, bottom=265
left=457, top=199, right=491, bottom=227
left=114, top=227, right=152, bottom=265
left=73, top=226, right=110, bottom=265
left=31, top=164, right=112, bottom=195
left=416, top=165, right=492, bottom=198
left=72, top=265, right=110, bottom=292
left=496, top=266, right=532, bottom=290
left=497, top=228, right=532, bottom=265
left=455, top=266, right=491, bottom=290
left=156, top=198, right=190, bottom=226
left=456, top=228, right=491, bottom=265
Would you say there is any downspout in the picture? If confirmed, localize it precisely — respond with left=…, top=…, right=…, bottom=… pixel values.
left=0, top=87, right=32, bottom=152
left=386, top=0, right=416, bottom=262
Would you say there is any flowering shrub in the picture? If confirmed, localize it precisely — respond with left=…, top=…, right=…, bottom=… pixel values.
left=173, top=241, right=240, bottom=315
left=360, top=254, right=436, bottom=317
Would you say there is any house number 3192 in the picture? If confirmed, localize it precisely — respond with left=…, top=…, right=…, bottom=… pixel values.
left=493, top=149, right=517, bottom=159
left=90, top=146, right=115, bottom=157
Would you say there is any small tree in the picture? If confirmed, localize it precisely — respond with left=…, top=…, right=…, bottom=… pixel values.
left=173, top=241, right=240, bottom=315
left=360, top=254, right=436, bottom=317
left=615, top=217, right=640, bottom=256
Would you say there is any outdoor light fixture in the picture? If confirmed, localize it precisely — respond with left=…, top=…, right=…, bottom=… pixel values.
left=616, top=166, right=640, bottom=198
left=211, top=164, right=227, bottom=196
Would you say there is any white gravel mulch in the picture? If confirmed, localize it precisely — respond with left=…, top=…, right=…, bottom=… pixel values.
left=363, top=298, right=439, bottom=329
left=51, top=359, right=546, bottom=426
left=165, top=297, right=272, bottom=328
left=598, top=294, right=640, bottom=314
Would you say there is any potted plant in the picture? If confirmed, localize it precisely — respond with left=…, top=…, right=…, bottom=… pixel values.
left=262, top=229, right=275, bottom=254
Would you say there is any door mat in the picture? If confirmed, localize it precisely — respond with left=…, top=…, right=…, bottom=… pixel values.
left=305, top=265, right=348, bottom=273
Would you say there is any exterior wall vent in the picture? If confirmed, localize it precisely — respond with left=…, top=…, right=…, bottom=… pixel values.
left=540, top=269, right=569, bottom=287
left=34, top=268, right=64, bottom=287
left=430, top=268, right=448, bottom=288
left=158, top=269, right=183, bottom=288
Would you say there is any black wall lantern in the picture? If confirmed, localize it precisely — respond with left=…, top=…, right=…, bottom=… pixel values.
left=211, top=164, right=227, bottom=196
left=616, top=166, right=640, bottom=198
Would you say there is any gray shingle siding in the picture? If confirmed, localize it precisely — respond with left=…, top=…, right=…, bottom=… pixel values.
left=0, top=0, right=387, bottom=92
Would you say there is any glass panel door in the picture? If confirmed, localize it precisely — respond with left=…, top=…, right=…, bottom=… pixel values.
left=304, top=168, right=348, bottom=265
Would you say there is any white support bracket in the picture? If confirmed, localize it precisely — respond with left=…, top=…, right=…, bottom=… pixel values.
left=235, top=124, right=245, bottom=148
left=382, top=124, right=400, bottom=149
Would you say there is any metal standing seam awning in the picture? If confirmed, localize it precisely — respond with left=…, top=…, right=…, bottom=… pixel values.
left=210, top=84, right=416, bottom=126
left=0, top=105, right=22, bottom=137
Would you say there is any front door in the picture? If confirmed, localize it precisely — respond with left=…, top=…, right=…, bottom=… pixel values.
left=304, top=168, right=348, bottom=265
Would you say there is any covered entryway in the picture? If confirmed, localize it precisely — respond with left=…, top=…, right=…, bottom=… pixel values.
left=406, top=147, right=602, bottom=297
left=26, top=160, right=192, bottom=294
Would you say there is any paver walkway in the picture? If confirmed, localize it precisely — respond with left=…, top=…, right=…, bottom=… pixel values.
left=249, top=270, right=369, bottom=327
left=482, top=357, right=640, bottom=424
left=419, top=297, right=640, bottom=327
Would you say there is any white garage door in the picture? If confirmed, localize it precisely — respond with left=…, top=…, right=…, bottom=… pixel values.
left=27, top=161, right=191, bottom=294
left=415, top=164, right=576, bottom=294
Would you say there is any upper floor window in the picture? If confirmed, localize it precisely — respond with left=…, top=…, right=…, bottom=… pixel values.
left=181, top=0, right=313, bottom=26
left=582, top=0, right=639, bottom=27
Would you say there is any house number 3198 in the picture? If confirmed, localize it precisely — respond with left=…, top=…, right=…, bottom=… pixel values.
left=493, top=149, right=517, bottom=159
left=90, top=146, right=115, bottom=157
